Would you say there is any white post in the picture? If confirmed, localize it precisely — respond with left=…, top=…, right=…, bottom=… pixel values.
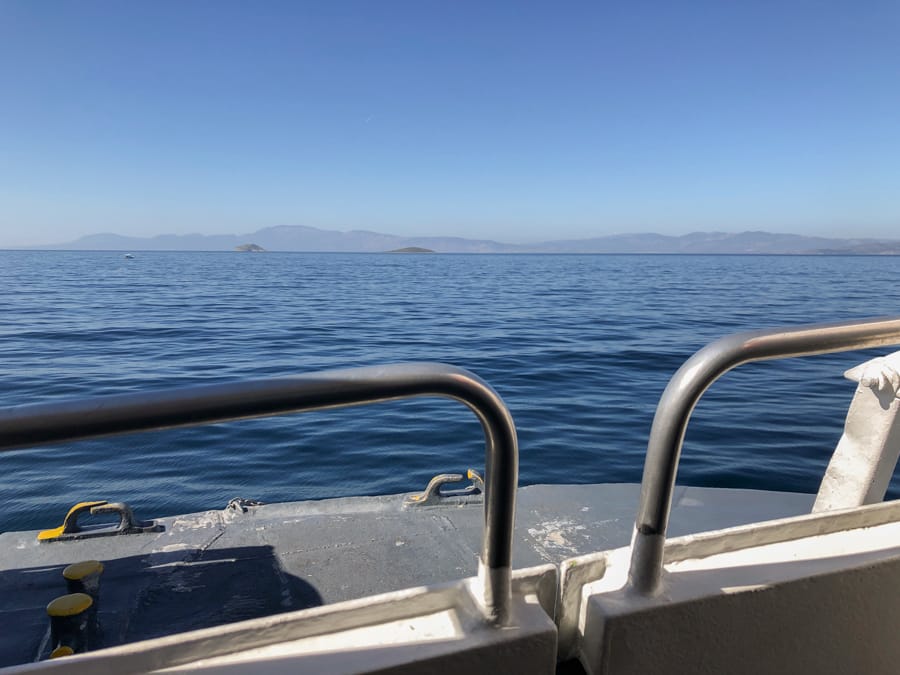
left=814, top=352, right=900, bottom=512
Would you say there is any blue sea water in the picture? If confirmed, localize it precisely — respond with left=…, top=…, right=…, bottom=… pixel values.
left=2, top=250, right=900, bottom=532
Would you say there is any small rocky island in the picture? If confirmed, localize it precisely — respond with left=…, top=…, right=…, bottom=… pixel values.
left=235, top=243, right=266, bottom=252
left=387, top=247, right=435, bottom=253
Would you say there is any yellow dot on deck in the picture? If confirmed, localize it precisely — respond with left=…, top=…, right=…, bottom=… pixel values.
left=63, top=560, right=104, bottom=581
left=46, top=593, right=93, bottom=617
left=49, top=645, right=74, bottom=658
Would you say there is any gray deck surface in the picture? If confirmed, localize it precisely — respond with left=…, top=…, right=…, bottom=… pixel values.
left=0, top=483, right=813, bottom=667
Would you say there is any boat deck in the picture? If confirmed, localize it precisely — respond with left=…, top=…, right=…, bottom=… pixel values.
left=0, top=483, right=813, bottom=668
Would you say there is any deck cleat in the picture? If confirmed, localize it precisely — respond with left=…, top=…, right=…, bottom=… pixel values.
left=37, top=501, right=163, bottom=542
left=46, top=593, right=93, bottom=656
left=48, top=646, right=74, bottom=659
left=404, top=469, right=484, bottom=507
left=63, top=560, right=104, bottom=597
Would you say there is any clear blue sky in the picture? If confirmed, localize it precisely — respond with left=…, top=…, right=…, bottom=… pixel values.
left=1, top=1, right=898, bottom=246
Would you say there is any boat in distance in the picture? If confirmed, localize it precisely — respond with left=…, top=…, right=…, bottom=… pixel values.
left=2, top=316, right=900, bottom=673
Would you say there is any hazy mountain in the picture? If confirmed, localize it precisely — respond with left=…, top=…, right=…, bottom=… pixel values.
left=518, top=231, right=892, bottom=254
left=61, top=232, right=247, bottom=251
left=29, top=225, right=900, bottom=254
left=34, top=225, right=516, bottom=253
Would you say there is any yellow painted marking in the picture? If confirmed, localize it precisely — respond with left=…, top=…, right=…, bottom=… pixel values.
left=63, top=560, right=104, bottom=581
left=37, top=501, right=107, bottom=541
left=46, top=593, right=92, bottom=617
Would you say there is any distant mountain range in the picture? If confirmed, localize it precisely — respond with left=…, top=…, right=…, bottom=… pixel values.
left=26, top=225, right=900, bottom=255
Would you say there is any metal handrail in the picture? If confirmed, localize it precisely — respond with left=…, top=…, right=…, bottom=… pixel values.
left=0, top=362, right=518, bottom=625
left=628, top=316, right=900, bottom=595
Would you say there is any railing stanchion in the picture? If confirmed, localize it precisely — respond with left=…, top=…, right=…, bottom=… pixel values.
left=0, top=363, right=518, bottom=624
left=629, top=316, right=900, bottom=595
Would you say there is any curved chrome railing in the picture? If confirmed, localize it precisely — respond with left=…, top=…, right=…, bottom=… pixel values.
left=0, top=363, right=519, bottom=624
left=628, top=316, right=900, bottom=595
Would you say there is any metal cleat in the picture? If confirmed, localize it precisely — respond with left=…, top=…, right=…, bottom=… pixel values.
left=37, top=501, right=163, bottom=542
left=404, top=469, right=484, bottom=507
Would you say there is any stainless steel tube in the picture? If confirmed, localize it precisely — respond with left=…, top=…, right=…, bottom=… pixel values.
left=0, top=362, right=518, bottom=624
left=628, top=316, right=900, bottom=595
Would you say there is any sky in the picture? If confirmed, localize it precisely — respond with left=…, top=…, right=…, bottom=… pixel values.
left=1, top=1, right=898, bottom=247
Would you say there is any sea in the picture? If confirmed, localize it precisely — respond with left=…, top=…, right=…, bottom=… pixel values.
left=2, top=250, right=900, bottom=532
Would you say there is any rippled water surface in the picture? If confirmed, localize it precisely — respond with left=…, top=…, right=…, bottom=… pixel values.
left=2, top=250, right=900, bottom=531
